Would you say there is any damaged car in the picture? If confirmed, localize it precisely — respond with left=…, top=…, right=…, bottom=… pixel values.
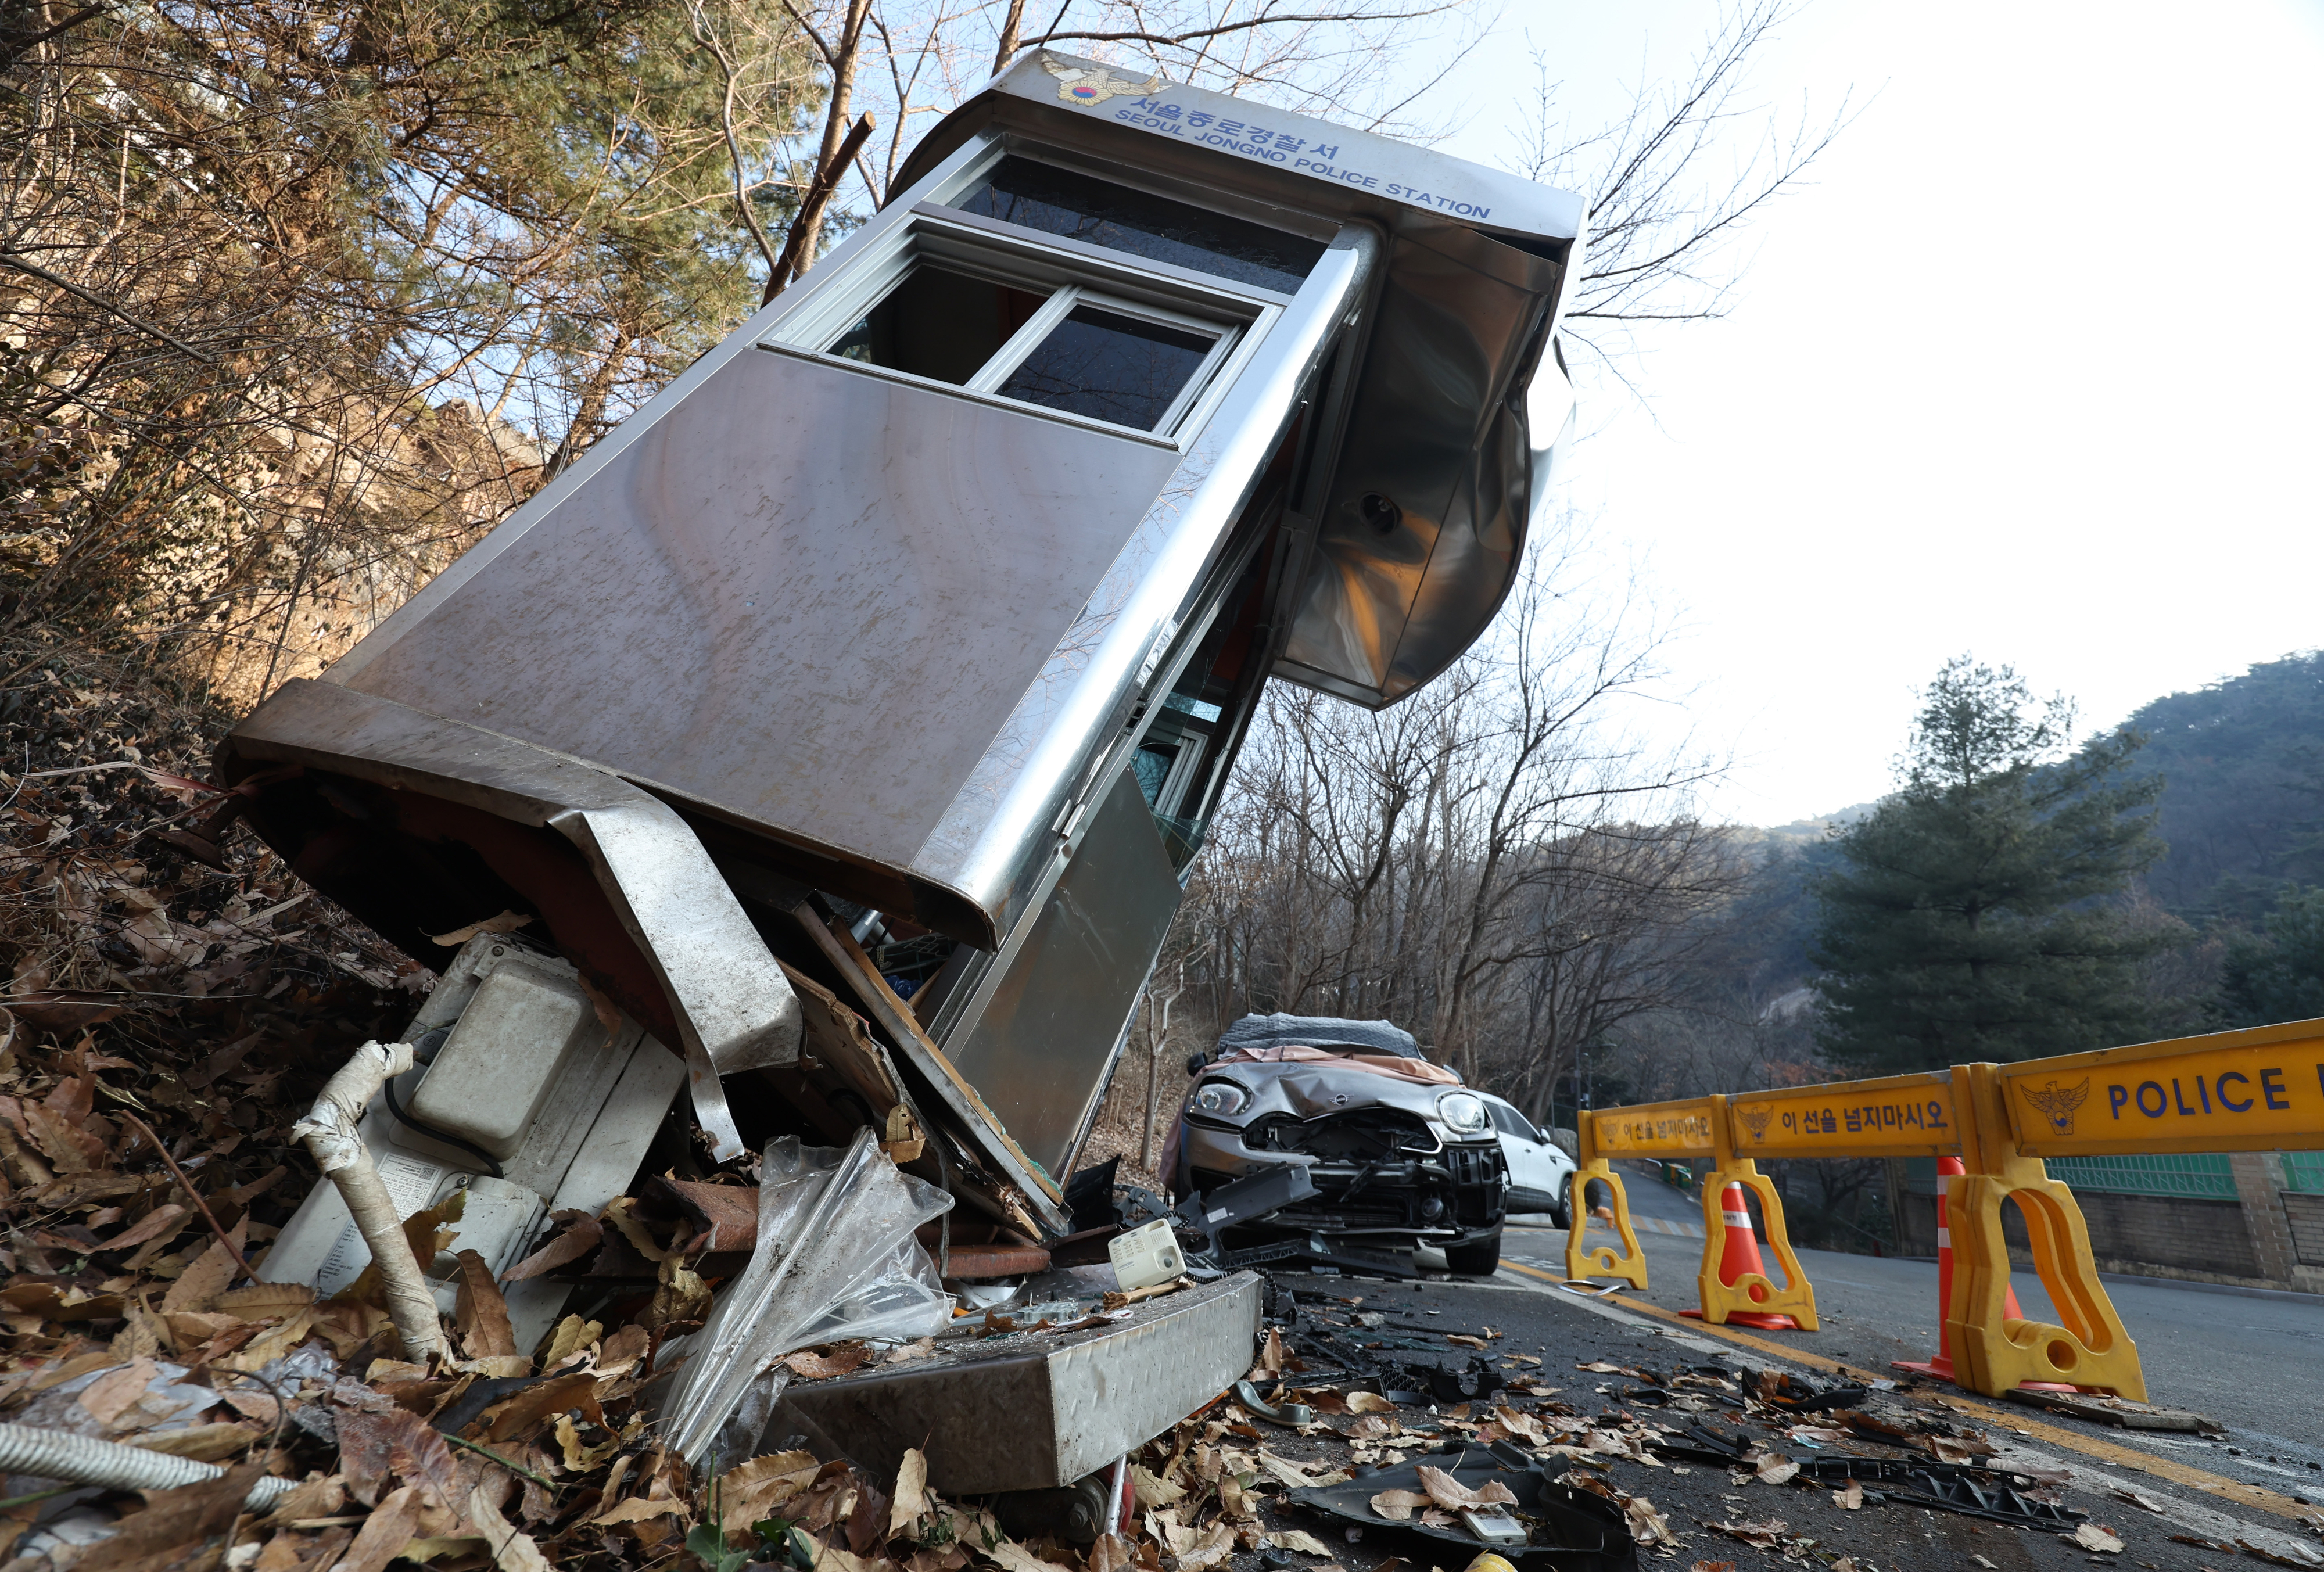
left=1168, top=1013, right=1509, bottom=1275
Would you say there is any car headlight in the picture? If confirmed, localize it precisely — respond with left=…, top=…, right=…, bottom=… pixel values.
left=1191, top=1081, right=1250, bottom=1117
left=1437, top=1092, right=1489, bottom=1134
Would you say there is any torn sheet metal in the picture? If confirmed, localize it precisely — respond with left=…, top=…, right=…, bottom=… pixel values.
left=775, top=1272, right=1261, bottom=1495
left=222, top=679, right=799, bottom=1158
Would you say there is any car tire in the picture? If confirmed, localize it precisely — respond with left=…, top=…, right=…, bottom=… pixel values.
left=1443, top=1228, right=1503, bottom=1276
left=1547, top=1198, right=1571, bottom=1230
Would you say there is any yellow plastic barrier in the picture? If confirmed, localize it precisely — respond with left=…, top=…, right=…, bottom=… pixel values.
left=1562, top=1101, right=1712, bottom=1290
left=1947, top=1062, right=2146, bottom=1398
left=1691, top=1094, right=1820, bottom=1330
left=1558, top=1018, right=2324, bottom=1399
left=1995, top=1016, right=2324, bottom=1158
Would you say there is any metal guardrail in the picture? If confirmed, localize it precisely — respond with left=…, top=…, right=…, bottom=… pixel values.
left=1560, top=1016, right=2324, bottom=1402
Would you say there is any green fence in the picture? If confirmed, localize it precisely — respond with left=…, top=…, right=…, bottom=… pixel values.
left=2282, top=1152, right=2324, bottom=1194
left=2041, top=1153, right=2239, bottom=1200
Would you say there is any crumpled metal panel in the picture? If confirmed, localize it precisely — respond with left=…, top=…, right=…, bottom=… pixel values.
left=1278, top=228, right=1559, bottom=708
left=223, top=679, right=799, bottom=1160
left=772, top=1272, right=1261, bottom=1492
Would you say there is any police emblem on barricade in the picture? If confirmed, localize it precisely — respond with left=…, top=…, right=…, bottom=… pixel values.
left=2020, top=1076, right=2090, bottom=1137
left=1740, top=1106, right=1773, bottom=1142
left=1041, top=52, right=1164, bottom=105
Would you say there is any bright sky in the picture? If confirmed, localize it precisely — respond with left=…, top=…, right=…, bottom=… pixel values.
left=1424, top=0, right=2324, bottom=826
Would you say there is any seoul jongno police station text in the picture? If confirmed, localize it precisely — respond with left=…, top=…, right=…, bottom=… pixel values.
left=1111, top=99, right=1497, bottom=220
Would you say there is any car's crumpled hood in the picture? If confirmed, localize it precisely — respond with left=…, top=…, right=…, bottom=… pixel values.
left=1197, top=1057, right=1469, bottom=1130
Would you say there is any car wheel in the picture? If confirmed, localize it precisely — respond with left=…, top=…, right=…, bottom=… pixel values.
left=1443, top=1228, right=1503, bottom=1276
left=1548, top=1198, right=1571, bottom=1230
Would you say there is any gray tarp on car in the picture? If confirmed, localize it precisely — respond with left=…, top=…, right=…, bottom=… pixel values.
left=1215, top=1013, right=1422, bottom=1060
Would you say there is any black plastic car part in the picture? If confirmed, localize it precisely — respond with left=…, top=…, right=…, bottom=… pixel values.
left=1289, top=1447, right=1636, bottom=1570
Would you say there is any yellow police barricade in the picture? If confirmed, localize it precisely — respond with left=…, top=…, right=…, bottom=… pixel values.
left=1566, top=1094, right=1821, bottom=1327
left=1943, top=1060, right=2144, bottom=1398
left=1960, top=1015, right=2324, bottom=1398
left=1721, top=1072, right=1972, bottom=1333
left=1563, top=1100, right=1716, bottom=1290
left=1565, top=1016, right=2324, bottom=1399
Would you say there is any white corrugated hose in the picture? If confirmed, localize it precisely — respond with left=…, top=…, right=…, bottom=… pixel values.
left=0, top=1420, right=299, bottom=1508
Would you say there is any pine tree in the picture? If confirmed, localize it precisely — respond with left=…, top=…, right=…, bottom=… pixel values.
left=1812, top=658, right=2174, bottom=1072
left=2218, top=885, right=2324, bottom=1028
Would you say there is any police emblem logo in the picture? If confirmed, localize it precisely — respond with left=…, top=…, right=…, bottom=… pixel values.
left=1040, top=52, right=1165, bottom=105
left=2020, top=1077, right=2091, bottom=1137
left=1740, top=1106, right=1773, bottom=1141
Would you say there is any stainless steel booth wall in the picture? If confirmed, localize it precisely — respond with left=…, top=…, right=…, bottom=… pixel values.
left=335, top=345, right=1179, bottom=903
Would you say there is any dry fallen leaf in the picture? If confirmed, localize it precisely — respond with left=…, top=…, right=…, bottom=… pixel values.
left=209, top=1282, right=315, bottom=1317
left=718, top=1450, right=823, bottom=1531
left=465, top=1485, right=552, bottom=1572
left=890, top=1447, right=931, bottom=1535
left=1712, top=1519, right=1789, bottom=1548
left=77, top=1356, right=160, bottom=1428
left=1133, top=1465, right=1187, bottom=1509
left=1368, top=1490, right=1430, bottom=1522
left=337, top=1484, right=437, bottom=1572
left=1346, top=1391, right=1397, bottom=1414
left=1832, top=1479, right=1863, bottom=1510
left=783, top=1343, right=871, bottom=1380
left=2074, top=1523, right=2125, bottom=1554
left=1752, top=1454, right=1799, bottom=1485
left=1413, top=1466, right=1517, bottom=1511
left=1624, top=1495, right=1673, bottom=1546
left=1256, top=1451, right=1349, bottom=1490
left=1263, top=1531, right=1339, bottom=1556
left=1172, top=1524, right=1236, bottom=1572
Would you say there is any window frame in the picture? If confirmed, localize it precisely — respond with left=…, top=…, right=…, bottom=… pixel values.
left=762, top=188, right=1292, bottom=448
left=960, top=282, right=1239, bottom=437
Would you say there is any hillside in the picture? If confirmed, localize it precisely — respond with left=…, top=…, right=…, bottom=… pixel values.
left=2121, top=652, right=2324, bottom=916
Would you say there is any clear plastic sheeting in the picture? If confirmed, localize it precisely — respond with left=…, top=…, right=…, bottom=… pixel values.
left=662, top=1128, right=955, bottom=1465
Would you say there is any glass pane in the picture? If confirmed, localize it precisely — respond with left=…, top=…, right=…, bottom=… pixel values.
left=1491, top=1102, right=1540, bottom=1142
left=1132, top=743, right=1176, bottom=806
left=828, top=265, right=1048, bottom=384
left=959, top=156, right=1324, bottom=293
left=996, top=306, right=1214, bottom=430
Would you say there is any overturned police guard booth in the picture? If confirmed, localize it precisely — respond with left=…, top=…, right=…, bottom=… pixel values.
left=225, top=48, right=1584, bottom=1494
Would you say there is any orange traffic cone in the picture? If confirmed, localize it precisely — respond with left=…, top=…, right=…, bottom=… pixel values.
left=1680, top=1183, right=1801, bottom=1331
left=1894, top=1157, right=2071, bottom=1388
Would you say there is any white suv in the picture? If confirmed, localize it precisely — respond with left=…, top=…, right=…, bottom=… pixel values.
left=1482, top=1094, right=1576, bottom=1226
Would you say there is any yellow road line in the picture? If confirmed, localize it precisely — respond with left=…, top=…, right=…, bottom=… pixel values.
left=1498, top=1257, right=2322, bottom=1525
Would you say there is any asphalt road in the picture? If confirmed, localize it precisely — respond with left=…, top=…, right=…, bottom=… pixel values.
left=1495, top=1162, right=2324, bottom=1503
left=1281, top=1266, right=2323, bottom=1572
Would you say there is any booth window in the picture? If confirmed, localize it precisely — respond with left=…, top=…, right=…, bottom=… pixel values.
left=825, top=268, right=1237, bottom=436
left=954, top=157, right=1325, bottom=293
